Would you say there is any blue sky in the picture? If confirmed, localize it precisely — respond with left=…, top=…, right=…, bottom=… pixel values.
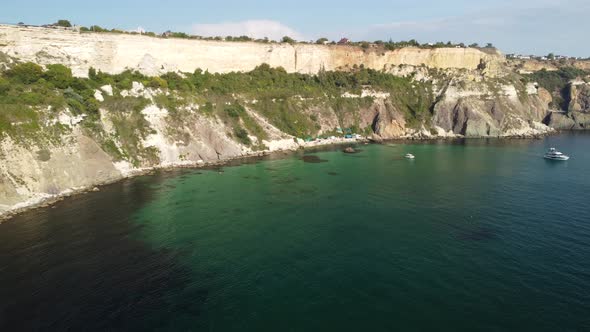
left=2, top=0, right=588, bottom=57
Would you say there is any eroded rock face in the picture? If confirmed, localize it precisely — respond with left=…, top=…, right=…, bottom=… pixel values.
left=543, top=81, right=590, bottom=130
left=0, top=25, right=505, bottom=77
left=567, top=83, right=590, bottom=112
left=547, top=111, right=590, bottom=130
left=431, top=78, right=551, bottom=137
left=371, top=101, right=408, bottom=139
left=0, top=130, right=122, bottom=211
left=537, top=87, right=553, bottom=108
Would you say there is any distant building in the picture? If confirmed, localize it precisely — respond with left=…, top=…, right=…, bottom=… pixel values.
left=338, top=38, right=349, bottom=45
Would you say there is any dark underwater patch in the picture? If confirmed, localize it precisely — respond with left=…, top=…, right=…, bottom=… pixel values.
left=0, top=177, right=210, bottom=331
left=343, top=148, right=363, bottom=154
left=456, top=227, right=497, bottom=241
left=441, top=221, right=497, bottom=241
left=274, top=176, right=300, bottom=184
left=302, top=155, right=328, bottom=163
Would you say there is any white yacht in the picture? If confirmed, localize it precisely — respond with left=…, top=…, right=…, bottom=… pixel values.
left=405, top=153, right=415, bottom=159
left=544, top=148, right=570, bottom=161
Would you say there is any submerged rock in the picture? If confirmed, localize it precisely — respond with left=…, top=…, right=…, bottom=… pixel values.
left=343, top=147, right=356, bottom=154
left=301, top=155, right=328, bottom=163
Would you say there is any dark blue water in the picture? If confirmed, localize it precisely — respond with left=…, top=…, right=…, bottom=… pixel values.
left=1, top=134, right=589, bottom=331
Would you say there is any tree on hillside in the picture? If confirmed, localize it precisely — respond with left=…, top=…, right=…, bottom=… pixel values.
left=44, top=64, right=73, bottom=89
left=485, top=43, right=494, bottom=48
left=282, top=36, right=296, bottom=44
left=316, top=37, right=328, bottom=44
left=6, top=62, right=43, bottom=84
left=90, top=25, right=107, bottom=32
left=547, top=53, right=555, bottom=60
left=469, top=43, right=479, bottom=48
left=55, top=19, right=72, bottom=27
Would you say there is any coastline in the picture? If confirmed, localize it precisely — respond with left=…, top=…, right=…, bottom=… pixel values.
left=0, top=129, right=561, bottom=223
left=0, top=137, right=366, bottom=223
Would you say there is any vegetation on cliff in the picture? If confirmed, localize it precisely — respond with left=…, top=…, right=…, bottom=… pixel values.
left=524, top=67, right=589, bottom=109
left=0, top=60, right=433, bottom=145
left=0, top=54, right=441, bottom=167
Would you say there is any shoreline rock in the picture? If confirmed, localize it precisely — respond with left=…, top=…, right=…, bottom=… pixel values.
left=343, top=147, right=356, bottom=153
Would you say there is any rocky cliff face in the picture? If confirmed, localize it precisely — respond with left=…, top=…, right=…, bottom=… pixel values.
left=0, top=25, right=559, bottom=217
left=509, top=58, right=590, bottom=74
left=0, top=25, right=504, bottom=77
left=545, top=81, right=590, bottom=129
left=431, top=78, right=549, bottom=137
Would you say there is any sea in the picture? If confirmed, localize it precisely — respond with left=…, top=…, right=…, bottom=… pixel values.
left=1, top=133, right=589, bottom=331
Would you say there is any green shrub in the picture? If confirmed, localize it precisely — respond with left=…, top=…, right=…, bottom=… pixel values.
left=44, top=64, right=73, bottom=89
left=0, top=77, right=9, bottom=94
left=89, top=25, right=108, bottom=32
left=102, top=96, right=149, bottom=113
left=67, top=98, right=85, bottom=114
left=169, top=32, right=189, bottom=38
left=233, top=126, right=251, bottom=145
left=224, top=105, right=242, bottom=118
left=20, top=92, right=44, bottom=105
left=161, top=72, right=192, bottom=91
left=6, top=62, right=43, bottom=84
left=147, top=77, right=168, bottom=89
left=85, top=98, right=100, bottom=114
left=281, top=36, right=296, bottom=44
left=88, top=67, right=98, bottom=80
left=55, top=20, right=72, bottom=27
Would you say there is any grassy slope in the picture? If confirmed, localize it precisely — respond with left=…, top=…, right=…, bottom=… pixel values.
left=0, top=60, right=434, bottom=163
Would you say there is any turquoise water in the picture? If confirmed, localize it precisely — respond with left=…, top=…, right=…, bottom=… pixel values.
left=1, top=134, right=590, bottom=331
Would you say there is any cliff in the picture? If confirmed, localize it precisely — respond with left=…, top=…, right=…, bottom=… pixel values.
left=545, top=81, right=590, bottom=129
left=0, top=25, right=504, bottom=77
left=509, top=58, right=590, bottom=74
left=0, top=25, right=557, bottom=218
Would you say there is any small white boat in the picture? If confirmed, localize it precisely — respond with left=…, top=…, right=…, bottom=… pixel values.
left=405, top=153, right=415, bottom=159
left=544, top=148, right=569, bottom=161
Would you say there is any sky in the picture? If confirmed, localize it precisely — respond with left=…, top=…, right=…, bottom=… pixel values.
left=2, top=0, right=588, bottom=57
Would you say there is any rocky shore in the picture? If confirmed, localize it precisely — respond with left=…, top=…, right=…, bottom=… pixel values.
left=1, top=126, right=562, bottom=223
left=0, top=136, right=369, bottom=222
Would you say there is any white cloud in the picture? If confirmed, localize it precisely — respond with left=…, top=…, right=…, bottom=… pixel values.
left=191, top=20, right=304, bottom=41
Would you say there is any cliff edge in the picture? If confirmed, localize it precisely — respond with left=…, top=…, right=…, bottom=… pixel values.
left=0, top=25, right=505, bottom=77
